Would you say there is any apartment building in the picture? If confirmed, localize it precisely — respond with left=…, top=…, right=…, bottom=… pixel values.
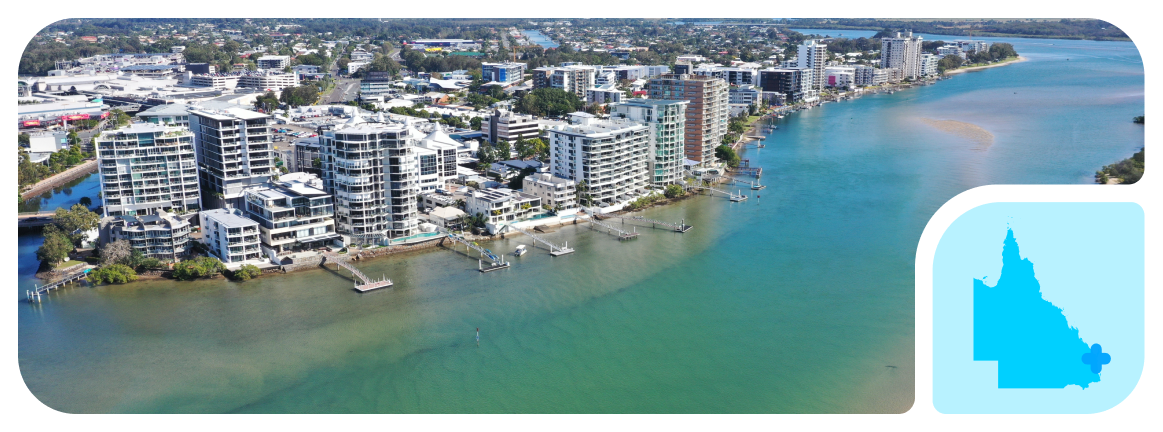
left=729, top=84, right=763, bottom=104
left=547, top=114, right=650, bottom=206
left=522, top=173, right=577, bottom=211
left=937, top=45, right=965, bottom=58
left=465, top=188, right=543, bottom=233
left=360, top=71, right=395, bottom=98
left=797, top=40, right=829, bottom=90
left=921, top=53, right=940, bottom=77
left=693, top=64, right=759, bottom=86
left=585, top=83, right=624, bottom=105
left=414, top=127, right=460, bottom=192
left=881, top=31, right=924, bottom=80
left=481, top=108, right=540, bottom=144
left=103, top=211, right=191, bottom=261
left=199, top=208, right=263, bottom=263
left=647, top=74, right=729, bottom=165
left=242, top=173, right=338, bottom=254
left=318, top=117, right=420, bottom=244
left=610, top=99, right=689, bottom=185
left=188, top=106, right=275, bottom=209
left=293, top=138, right=323, bottom=175
left=824, top=67, right=856, bottom=89
left=481, top=62, right=527, bottom=85
left=531, top=65, right=597, bottom=99
left=759, top=68, right=811, bottom=103
left=189, top=74, right=240, bottom=90
left=95, top=123, right=200, bottom=217
left=954, top=40, right=990, bottom=54
left=350, top=50, right=375, bottom=62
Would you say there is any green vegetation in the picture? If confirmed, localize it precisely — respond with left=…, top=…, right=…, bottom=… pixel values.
left=35, top=204, right=100, bottom=266
left=515, top=138, right=548, bottom=160
left=253, top=91, right=280, bottom=112
left=87, top=264, right=139, bottom=285
left=279, top=85, right=320, bottom=107
left=35, top=225, right=74, bottom=266
left=625, top=192, right=664, bottom=211
left=1096, top=148, right=1144, bottom=185
left=507, top=167, right=538, bottom=190
left=173, top=256, right=226, bottom=281
left=715, top=145, right=741, bottom=168
left=1133, top=116, right=1144, bottom=124
left=513, top=88, right=584, bottom=118
left=18, top=145, right=91, bottom=193
left=664, top=184, right=685, bottom=199
left=229, top=264, right=262, bottom=281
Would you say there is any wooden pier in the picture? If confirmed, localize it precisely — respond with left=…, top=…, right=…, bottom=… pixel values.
left=321, top=252, right=394, bottom=292
left=27, top=266, right=91, bottom=303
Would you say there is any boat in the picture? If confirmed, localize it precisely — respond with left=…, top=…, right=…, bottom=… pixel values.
left=751, top=182, right=766, bottom=191
left=513, top=244, right=527, bottom=256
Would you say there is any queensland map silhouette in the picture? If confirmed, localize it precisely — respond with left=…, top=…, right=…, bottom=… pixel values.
left=973, top=228, right=1106, bottom=389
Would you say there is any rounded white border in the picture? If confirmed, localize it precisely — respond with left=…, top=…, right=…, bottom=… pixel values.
left=1, top=2, right=1156, bottom=430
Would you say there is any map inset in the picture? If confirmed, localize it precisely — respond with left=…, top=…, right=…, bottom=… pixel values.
left=972, top=228, right=1104, bottom=389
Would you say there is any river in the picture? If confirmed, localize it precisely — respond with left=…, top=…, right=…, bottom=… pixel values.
left=16, top=35, right=1142, bottom=413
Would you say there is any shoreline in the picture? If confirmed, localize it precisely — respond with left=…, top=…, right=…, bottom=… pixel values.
left=944, top=56, right=1027, bottom=76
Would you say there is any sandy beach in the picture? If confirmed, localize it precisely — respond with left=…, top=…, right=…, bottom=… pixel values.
left=944, top=56, right=1027, bottom=76
left=920, top=118, right=995, bottom=150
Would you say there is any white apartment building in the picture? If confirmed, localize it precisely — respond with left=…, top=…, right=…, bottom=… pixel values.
left=548, top=114, right=650, bottom=206
left=853, top=65, right=884, bottom=87
left=319, top=116, right=420, bottom=244
left=414, top=127, right=461, bottom=192
left=95, top=123, right=201, bottom=217
left=256, top=55, right=290, bottom=70
left=522, top=173, right=577, bottom=211
left=482, top=108, right=540, bottom=144
left=881, top=31, right=924, bottom=80
left=797, top=40, right=829, bottom=91
left=824, top=66, right=856, bottom=89
left=188, top=106, right=275, bottom=209
left=595, top=70, right=617, bottom=86
left=938, top=45, right=965, bottom=58
left=531, top=65, right=597, bottom=99
left=921, top=53, right=940, bottom=77
left=728, top=84, right=763, bottom=104
left=199, top=208, right=263, bottom=264
left=103, top=211, right=192, bottom=261
left=954, top=40, right=990, bottom=54
left=465, top=188, right=543, bottom=233
left=585, top=83, right=623, bottom=105
left=242, top=173, right=339, bottom=254
left=350, top=50, right=375, bottom=62
left=481, top=62, right=527, bottom=85
left=347, top=61, right=369, bottom=75
left=694, top=64, right=759, bottom=86
left=610, top=99, right=689, bottom=186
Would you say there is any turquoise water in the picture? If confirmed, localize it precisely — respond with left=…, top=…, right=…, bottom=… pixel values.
left=521, top=30, right=559, bottom=49
left=16, top=36, right=1142, bottom=413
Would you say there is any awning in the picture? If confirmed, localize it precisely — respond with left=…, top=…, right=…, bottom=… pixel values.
left=295, top=233, right=341, bottom=244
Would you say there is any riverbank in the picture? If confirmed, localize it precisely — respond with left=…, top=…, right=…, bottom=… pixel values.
left=20, top=158, right=98, bottom=200
left=944, top=56, right=1027, bottom=76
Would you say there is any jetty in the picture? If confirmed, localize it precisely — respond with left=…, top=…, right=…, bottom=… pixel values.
left=26, top=266, right=92, bottom=303
left=583, top=209, right=639, bottom=240
left=438, top=228, right=511, bottom=272
left=734, top=159, right=762, bottom=177
left=321, top=252, right=393, bottom=292
left=597, top=214, right=692, bottom=233
left=500, top=224, right=574, bottom=256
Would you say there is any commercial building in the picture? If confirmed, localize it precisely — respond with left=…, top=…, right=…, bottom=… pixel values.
left=797, top=40, right=829, bottom=90
left=102, top=211, right=192, bottom=261
left=881, top=31, right=924, bottom=80
left=28, top=131, right=69, bottom=153
left=95, top=123, right=200, bottom=217
left=188, top=106, right=275, bottom=209
left=135, top=103, right=193, bottom=127
left=610, top=99, right=689, bottom=185
left=350, top=50, right=375, bottom=62
left=189, top=74, right=240, bottom=90
left=359, top=71, right=395, bottom=98
left=464, top=188, right=543, bottom=233
left=318, top=116, right=420, bottom=244
left=199, top=208, right=263, bottom=264
left=242, top=173, right=339, bottom=254
left=481, top=108, right=540, bottom=144
left=522, top=173, right=577, bottom=211
left=547, top=114, right=650, bottom=206
left=238, top=72, right=299, bottom=91
left=256, top=55, right=290, bottom=70
left=647, top=74, right=729, bottom=165
left=481, top=62, right=527, bottom=85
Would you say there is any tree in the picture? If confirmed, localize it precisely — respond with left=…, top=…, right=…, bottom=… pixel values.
left=575, top=181, right=592, bottom=208
left=87, top=264, right=138, bottom=285
left=494, top=140, right=512, bottom=161
left=470, top=116, right=483, bottom=130
left=513, top=88, right=584, bottom=117
left=173, top=256, right=226, bottom=281
left=254, top=91, right=280, bottom=111
left=664, top=184, right=685, bottom=199
left=279, top=85, right=319, bottom=107
left=36, top=225, right=73, bottom=266
left=101, top=239, right=132, bottom=266
left=715, top=145, right=741, bottom=168
left=54, top=204, right=99, bottom=246
left=230, top=264, right=262, bottom=281
left=78, top=196, right=92, bottom=208
left=477, top=141, right=497, bottom=167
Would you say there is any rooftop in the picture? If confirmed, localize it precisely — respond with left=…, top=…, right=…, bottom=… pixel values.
left=202, top=208, right=259, bottom=228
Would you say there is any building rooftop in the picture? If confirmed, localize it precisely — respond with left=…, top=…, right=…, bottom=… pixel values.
left=202, top=208, right=259, bottom=228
